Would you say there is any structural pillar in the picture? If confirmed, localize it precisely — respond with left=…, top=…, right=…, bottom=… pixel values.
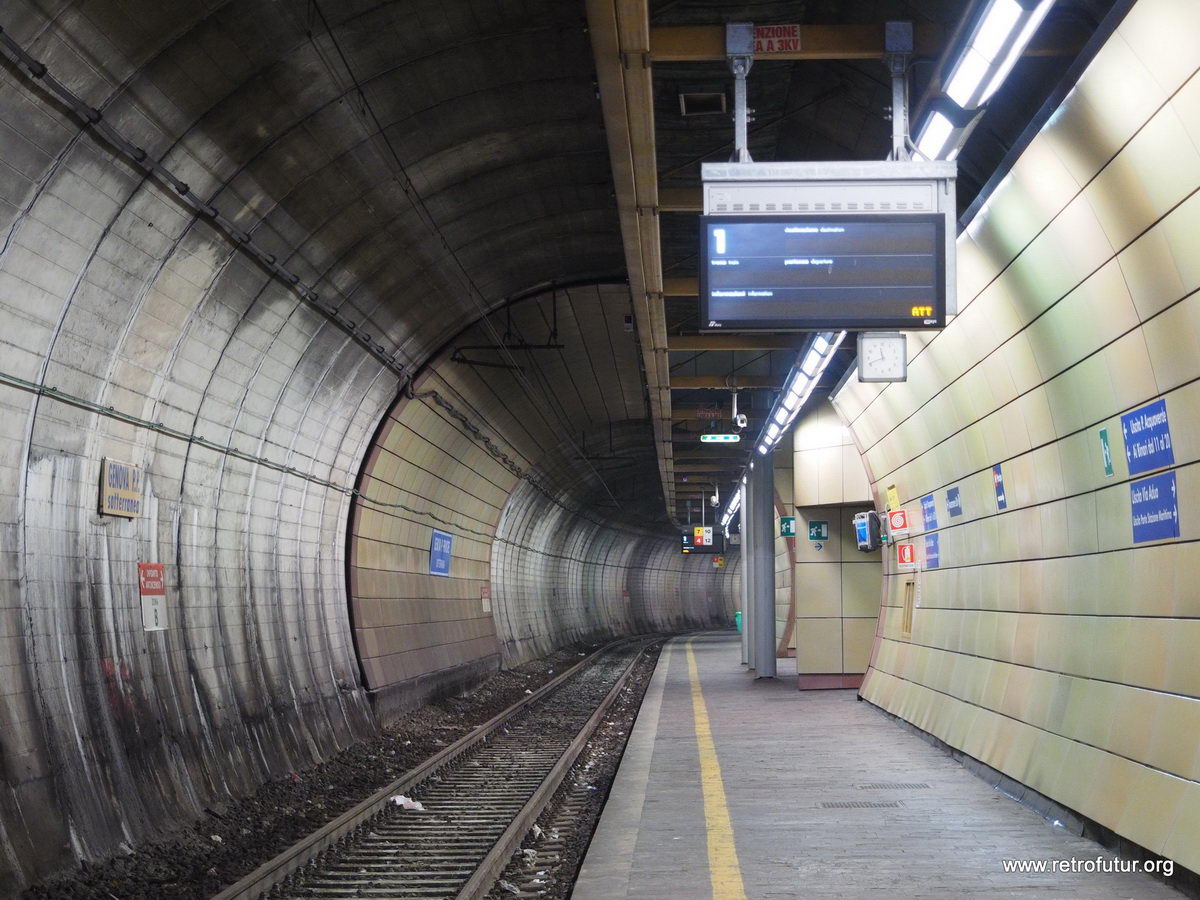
left=749, top=454, right=777, bottom=678
left=739, top=483, right=751, bottom=667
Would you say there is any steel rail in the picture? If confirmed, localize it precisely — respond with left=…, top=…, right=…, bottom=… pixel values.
left=453, top=640, right=650, bottom=899
left=211, top=639, right=646, bottom=900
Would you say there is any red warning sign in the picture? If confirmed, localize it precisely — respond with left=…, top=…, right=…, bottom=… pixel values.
left=137, top=562, right=167, bottom=632
left=887, top=508, right=910, bottom=535
left=137, top=562, right=165, bottom=596
left=754, top=24, right=801, bottom=54
left=896, top=542, right=916, bottom=569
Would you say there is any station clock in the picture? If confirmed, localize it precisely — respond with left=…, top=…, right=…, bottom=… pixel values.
left=857, top=332, right=908, bottom=382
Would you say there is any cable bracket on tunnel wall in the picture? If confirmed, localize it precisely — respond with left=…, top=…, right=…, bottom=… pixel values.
left=0, top=24, right=411, bottom=386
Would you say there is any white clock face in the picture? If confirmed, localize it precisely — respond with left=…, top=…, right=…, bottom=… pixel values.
left=858, top=332, right=907, bottom=382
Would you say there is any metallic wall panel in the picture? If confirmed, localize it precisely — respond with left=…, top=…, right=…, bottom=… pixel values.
left=834, top=0, right=1200, bottom=874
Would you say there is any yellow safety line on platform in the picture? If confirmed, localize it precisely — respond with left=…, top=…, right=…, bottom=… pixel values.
left=686, top=639, right=747, bottom=900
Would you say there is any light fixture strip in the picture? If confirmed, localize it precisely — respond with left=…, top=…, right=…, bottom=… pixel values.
left=720, top=330, right=845, bottom=530
left=916, top=0, right=1056, bottom=161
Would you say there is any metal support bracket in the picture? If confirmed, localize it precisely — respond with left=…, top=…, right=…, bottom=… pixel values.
left=726, top=22, right=754, bottom=163
left=884, top=21, right=913, bottom=161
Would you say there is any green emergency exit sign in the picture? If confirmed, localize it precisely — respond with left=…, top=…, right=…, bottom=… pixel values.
left=808, top=520, right=829, bottom=541
left=779, top=516, right=795, bottom=537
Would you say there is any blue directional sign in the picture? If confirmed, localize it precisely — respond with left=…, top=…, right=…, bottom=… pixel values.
left=1121, top=399, right=1173, bottom=476
left=924, top=532, right=940, bottom=569
left=993, top=464, right=1007, bottom=510
left=921, top=494, right=938, bottom=530
left=429, top=529, right=453, bottom=576
left=945, top=486, right=963, bottom=518
left=1130, top=471, right=1180, bottom=543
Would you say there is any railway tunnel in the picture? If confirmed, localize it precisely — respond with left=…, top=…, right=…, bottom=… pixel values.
left=0, top=0, right=1197, bottom=897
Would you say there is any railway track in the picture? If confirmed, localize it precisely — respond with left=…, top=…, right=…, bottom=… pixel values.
left=213, top=639, right=656, bottom=900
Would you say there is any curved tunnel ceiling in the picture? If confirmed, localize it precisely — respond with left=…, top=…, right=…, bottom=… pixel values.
left=10, top=0, right=625, bottom=376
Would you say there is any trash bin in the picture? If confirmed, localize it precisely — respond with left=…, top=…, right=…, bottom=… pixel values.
left=735, top=610, right=742, bottom=632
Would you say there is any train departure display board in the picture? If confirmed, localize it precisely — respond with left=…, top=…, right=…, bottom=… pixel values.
left=700, top=214, right=945, bottom=330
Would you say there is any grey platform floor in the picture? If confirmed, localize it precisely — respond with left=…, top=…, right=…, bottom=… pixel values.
left=573, top=632, right=1179, bottom=899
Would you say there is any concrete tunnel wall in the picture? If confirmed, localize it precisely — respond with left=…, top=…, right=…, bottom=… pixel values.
left=0, top=1, right=737, bottom=892
left=833, top=0, right=1200, bottom=875
left=350, top=304, right=739, bottom=716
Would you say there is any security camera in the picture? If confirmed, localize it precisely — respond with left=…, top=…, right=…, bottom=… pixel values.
left=733, top=412, right=748, bottom=430
left=710, top=493, right=720, bottom=508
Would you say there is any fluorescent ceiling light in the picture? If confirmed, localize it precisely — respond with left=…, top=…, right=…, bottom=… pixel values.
left=782, top=391, right=800, bottom=411
left=813, top=335, right=829, bottom=354
left=800, top=350, right=820, bottom=377
left=916, top=112, right=955, bottom=160
left=945, top=47, right=989, bottom=108
left=757, top=443, right=769, bottom=455
left=766, top=423, right=780, bottom=439
left=975, top=0, right=1022, bottom=60
left=981, top=0, right=1053, bottom=103
left=944, top=0, right=1055, bottom=110
left=773, top=407, right=788, bottom=426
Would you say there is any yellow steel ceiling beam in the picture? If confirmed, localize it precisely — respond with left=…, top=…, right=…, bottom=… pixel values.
left=649, top=23, right=945, bottom=62
left=587, top=0, right=679, bottom=521
left=658, top=186, right=702, bottom=211
left=648, top=21, right=1082, bottom=63
left=671, top=375, right=784, bottom=389
left=671, top=406, right=761, bottom=420
left=668, top=334, right=804, bottom=350
left=663, top=277, right=698, bottom=296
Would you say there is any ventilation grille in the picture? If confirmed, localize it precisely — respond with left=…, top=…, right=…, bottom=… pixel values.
left=709, top=199, right=933, bottom=213
left=858, top=782, right=931, bottom=790
left=819, top=800, right=903, bottom=809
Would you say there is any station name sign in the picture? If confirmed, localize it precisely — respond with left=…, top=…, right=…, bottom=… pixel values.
left=99, top=458, right=143, bottom=518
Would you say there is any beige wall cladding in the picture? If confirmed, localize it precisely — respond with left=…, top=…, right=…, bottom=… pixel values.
left=833, top=0, right=1200, bottom=875
left=793, top=506, right=881, bottom=675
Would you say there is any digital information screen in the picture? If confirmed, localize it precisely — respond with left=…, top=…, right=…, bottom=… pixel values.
left=699, top=214, right=945, bottom=330
left=681, top=529, right=725, bottom=554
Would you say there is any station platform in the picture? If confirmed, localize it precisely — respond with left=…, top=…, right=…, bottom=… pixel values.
left=574, top=632, right=1177, bottom=899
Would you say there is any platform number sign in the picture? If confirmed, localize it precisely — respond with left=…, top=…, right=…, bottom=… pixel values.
left=429, top=529, right=453, bottom=577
